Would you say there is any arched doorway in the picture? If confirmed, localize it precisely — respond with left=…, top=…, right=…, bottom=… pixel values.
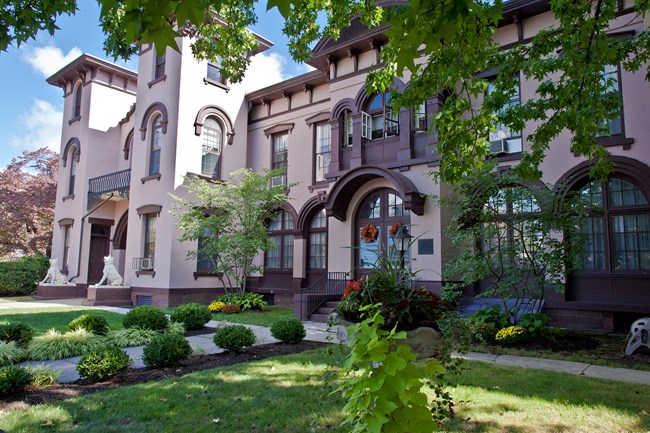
left=355, top=188, right=411, bottom=279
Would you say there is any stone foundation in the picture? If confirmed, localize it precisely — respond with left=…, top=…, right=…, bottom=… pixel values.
left=35, top=283, right=87, bottom=299
left=84, top=285, right=133, bottom=307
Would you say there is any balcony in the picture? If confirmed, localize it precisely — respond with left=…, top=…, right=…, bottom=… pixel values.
left=87, top=168, right=131, bottom=209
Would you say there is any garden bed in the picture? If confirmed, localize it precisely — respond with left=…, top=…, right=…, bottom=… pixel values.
left=1, top=340, right=327, bottom=411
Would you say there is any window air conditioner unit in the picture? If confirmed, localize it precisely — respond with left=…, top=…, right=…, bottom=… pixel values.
left=141, top=258, right=154, bottom=270
left=490, top=139, right=507, bottom=154
left=271, top=175, right=286, bottom=187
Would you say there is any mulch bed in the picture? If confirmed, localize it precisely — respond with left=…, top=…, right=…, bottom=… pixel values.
left=0, top=340, right=328, bottom=411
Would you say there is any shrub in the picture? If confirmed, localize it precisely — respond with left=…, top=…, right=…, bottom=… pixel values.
left=142, top=332, right=192, bottom=367
left=0, top=365, right=34, bottom=396
left=0, top=341, right=25, bottom=366
left=214, top=293, right=267, bottom=311
left=213, top=325, right=255, bottom=353
left=170, top=303, right=212, bottom=331
left=123, top=305, right=168, bottom=331
left=77, top=346, right=131, bottom=381
left=106, top=327, right=159, bottom=348
left=469, top=305, right=509, bottom=330
left=469, top=323, right=498, bottom=343
left=68, top=314, right=110, bottom=336
left=0, top=321, right=35, bottom=347
left=0, top=255, right=49, bottom=296
left=518, top=313, right=550, bottom=338
left=270, top=318, right=306, bottom=344
left=26, top=365, right=60, bottom=388
left=28, top=329, right=106, bottom=361
left=495, top=325, right=528, bottom=345
left=208, top=301, right=225, bottom=312
left=221, top=303, right=241, bottom=314
left=165, top=321, right=186, bottom=335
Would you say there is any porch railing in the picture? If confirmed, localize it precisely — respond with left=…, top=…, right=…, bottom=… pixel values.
left=300, top=271, right=349, bottom=319
left=88, top=168, right=131, bottom=209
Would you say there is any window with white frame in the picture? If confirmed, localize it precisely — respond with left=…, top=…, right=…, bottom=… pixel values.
left=201, top=117, right=223, bottom=178
left=487, top=78, right=522, bottom=154
left=315, top=123, right=331, bottom=182
left=207, top=62, right=226, bottom=85
left=361, top=92, right=399, bottom=140
left=271, top=133, right=288, bottom=186
left=413, top=102, right=426, bottom=132
left=601, top=64, right=622, bottom=137
left=343, top=110, right=353, bottom=148
left=62, top=225, right=71, bottom=272
left=149, top=115, right=163, bottom=176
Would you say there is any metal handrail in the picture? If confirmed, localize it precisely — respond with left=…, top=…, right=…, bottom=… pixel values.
left=300, top=271, right=349, bottom=319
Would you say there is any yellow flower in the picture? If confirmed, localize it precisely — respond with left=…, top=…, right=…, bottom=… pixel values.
left=209, top=301, right=226, bottom=312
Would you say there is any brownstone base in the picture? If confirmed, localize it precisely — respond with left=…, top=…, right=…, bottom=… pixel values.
left=35, top=283, right=87, bottom=299
left=84, top=286, right=133, bottom=307
left=130, top=287, right=229, bottom=308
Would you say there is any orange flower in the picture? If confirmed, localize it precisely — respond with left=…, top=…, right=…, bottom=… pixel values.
left=389, top=222, right=402, bottom=236
left=361, top=224, right=378, bottom=243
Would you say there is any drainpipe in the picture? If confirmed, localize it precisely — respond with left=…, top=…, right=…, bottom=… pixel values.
left=68, top=193, right=114, bottom=283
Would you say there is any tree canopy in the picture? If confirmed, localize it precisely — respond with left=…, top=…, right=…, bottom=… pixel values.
left=3, top=0, right=649, bottom=182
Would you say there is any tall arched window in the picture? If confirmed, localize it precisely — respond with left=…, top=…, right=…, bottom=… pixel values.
left=201, top=116, right=223, bottom=178
left=149, top=115, right=163, bottom=176
left=576, top=177, right=650, bottom=271
left=361, top=92, right=398, bottom=140
left=308, top=208, right=327, bottom=270
left=266, top=210, right=294, bottom=271
left=68, top=146, right=77, bottom=195
left=73, top=83, right=82, bottom=119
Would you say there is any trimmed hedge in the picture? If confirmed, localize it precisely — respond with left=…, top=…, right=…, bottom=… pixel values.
left=270, top=318, right=306, bottom=344
left=0, top=365, right=33, bottom=396
left=77, top=347, right=131, bottom=381
left=123, top=306, right=168, bottom=331
left=170, top=303, right=211, bottom=331
left=142, top=332, right=192, bottom=367
left=213, top=325, right=255, bottom=353
left=68, top=314, right=110, bottom=336
left=0, top=255, right=49, bottom=296
left=0, top=321, right=35, bottom=347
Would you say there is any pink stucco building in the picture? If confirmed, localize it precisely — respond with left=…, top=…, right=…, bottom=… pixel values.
left=40, top=0, right=649, bottom=330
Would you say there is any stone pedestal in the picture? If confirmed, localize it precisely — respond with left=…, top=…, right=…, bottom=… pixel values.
left=84, top=285, right=132, bottom=307
left=35, top=283, right=86, bottom=300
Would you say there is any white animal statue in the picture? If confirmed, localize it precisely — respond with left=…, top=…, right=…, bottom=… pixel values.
left=624, top=318, right=650, bottom=355
left=40, top=258, right=69, bottom=285
left=96, top=256, right=124, bottom=286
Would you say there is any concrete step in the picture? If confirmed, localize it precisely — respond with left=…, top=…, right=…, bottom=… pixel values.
left=315, top=307, right=333, bottom=315
left=309, top=313, right=329, bottom=323
left=323, top=301, right=340, bottom=309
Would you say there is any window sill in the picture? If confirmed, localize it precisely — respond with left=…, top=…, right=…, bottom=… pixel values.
left=141, top=173, right=161, bottom=184
left=147, top=75, right=167, bottom=88
left=193, top=271, right=223, bottom=280
left=62, top=194, right=75, bottom=201
left=203, top=77, right=229, bottom=92
left=489, top=151, right=523, bottom=162
left=596, top=135, right=634, bottom=150
left=309, top=181, right=330, bottom=191
left=68, top=116, right=81, bottom=125
left=136, top=270, right=155, bottom=277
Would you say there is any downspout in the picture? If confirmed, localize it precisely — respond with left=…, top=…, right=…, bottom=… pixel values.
left=68, top=193, right=114, bottom=283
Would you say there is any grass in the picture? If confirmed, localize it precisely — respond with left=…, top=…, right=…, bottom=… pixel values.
left=0, top=308, right=125, bottom=334
left=0, top=296, right=36, bottom=303
left=163, top=305, right=294, bottom=328
left=1, top=348, right=649, bottom=433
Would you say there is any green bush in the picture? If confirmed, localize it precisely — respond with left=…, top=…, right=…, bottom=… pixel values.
left=0, top=321, right=35, bottom=347
left=26, top=365, right=60, bottom=388
left=142, top=332, right=192, bottom=367
left=170, top=303, right=212, bottom=331
left=123, top=305, right=168, bottom=331
left=270, top=318, right=306, bottom=344
left=28, top=329, right=106, bottom=361
left=213, top=325, right=255, bottom=353
left=106, top=327, right=159, bottom=348
left=0, top=255, right=49, bottom=296
left=469, top=305, right=509, bottom=330
left=0, top=340, right=25, bottom=366
left=68, top=314, right=110, bottom=336
left=77, top=346, right=131, bottom=381
left=214, top=293, right=267, bottom=311
left=0, top=365, right=34, bottom=396
left=518, top=313, right=550, bottom=338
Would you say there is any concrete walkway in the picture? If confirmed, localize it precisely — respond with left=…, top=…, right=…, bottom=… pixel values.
left=6, top=298, right=650, bottom=386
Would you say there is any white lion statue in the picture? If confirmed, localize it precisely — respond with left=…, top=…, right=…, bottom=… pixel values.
left=96, top=256, right=124, bottom=286
left=41, top=258, right=69, bottom=285
left=625, top=318, right=650, bottom=355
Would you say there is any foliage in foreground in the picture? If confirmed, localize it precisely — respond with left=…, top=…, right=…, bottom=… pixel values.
left=142, top=332, right=192, bottom=367
left=0, top=320, right=35, bottom=347
left=0, top=340, right=25, bottom=366
left=76, top=346, right=132, bottom=381
left=170, top=303, right=211, bottom=331
left=28, top=329, right=106, bottom=361
left=270, top=317, right=306, bottom=344
left=0, top=365, right=33, bottom=396
left=0, top=255, right=49, bottom=296
left=122, top=305, right=168, bottom=331
left=68, top=314, right=110, bottom=336
left=25, top=365, right=60, bottom=388
left=105, top=327, right=159, bottom=348
left=213, top=324, right=255, bottom=354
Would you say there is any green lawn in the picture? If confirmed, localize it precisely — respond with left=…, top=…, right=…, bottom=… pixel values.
left=0, top=308, right=125, bottom=334
left=163, top=305, right=295, bottom=328
left=1, top=349, right=648, bottom=433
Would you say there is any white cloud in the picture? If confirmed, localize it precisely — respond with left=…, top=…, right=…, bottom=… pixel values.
left=22, top=45, right=82, bottom=78
left=241, top=52, right=291, bottom=92
left=9, top=99, right=62, bottom=153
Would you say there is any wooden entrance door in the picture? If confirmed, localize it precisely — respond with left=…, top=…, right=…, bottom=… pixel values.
left=88, top=224, right=111, bottom=284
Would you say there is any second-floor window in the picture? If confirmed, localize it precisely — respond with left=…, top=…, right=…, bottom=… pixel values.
left=207, top=62, right=226, bottom=85
left=272, top=133, right=288, bottom=187
left=73, top=84, right=82, bottom=119
left=343, top=110, right=353, bottom=148
left=487, top=78, right=522, bottom=154
left=362, top=92, right=399, bottom=140
left=144, top=214, right=157, bottom=259
left=413, top=102, right=426, bottom=132
left=315, top=123, right=331, bottom=182
left=201, top=117, right=223, bottom=178
left=154, top=50, right=165, bottom=80
left=601, top=64, right=622, bottom=137
left=68, top=146, right=77, bottom=196
left=149, top=115, right=163, bottom=176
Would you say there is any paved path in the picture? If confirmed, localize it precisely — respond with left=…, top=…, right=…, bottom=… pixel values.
left=6, top=298, right=650, bottom=386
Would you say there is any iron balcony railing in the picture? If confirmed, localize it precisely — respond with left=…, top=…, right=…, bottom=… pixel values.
left=300, top=271, right=349, bottom=319
left=87, top=168, right=131, bottom=209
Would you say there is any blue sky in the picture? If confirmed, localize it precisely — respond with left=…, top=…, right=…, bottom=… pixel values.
left=0, top=0, right=307, bottom=168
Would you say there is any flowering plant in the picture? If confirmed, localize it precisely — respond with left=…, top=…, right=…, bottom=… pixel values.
left=389, top=222, right=402, bottom=236
left=495, top=325, right=527, bottom=345
left=360, top=223, right=378, bottom=243
left=208, top=301, right=226, bottom=312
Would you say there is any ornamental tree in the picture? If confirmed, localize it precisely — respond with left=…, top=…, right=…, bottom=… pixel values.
left=172, top=168, right=292, bottom=293
left=0, top=148, right=58, bottom=257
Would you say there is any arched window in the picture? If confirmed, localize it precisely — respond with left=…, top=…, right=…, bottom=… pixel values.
left=576, top=177, right=649, bottom=271
left=356, top=189, right=410, bottom=272
left=266, top=210, right=294, bottom=271
left=361, top=92, right=398, bottom=140
left=68, top=146, right=77, bottom=195
left=201, top=117, right=223, bottom=178
left=73, top=83, right=82, bottom=119
left=149, top=115, right=163, bottom=176
left=341, top=110, right=353, bottom=148
left=308, top=208, right=327, bottom=270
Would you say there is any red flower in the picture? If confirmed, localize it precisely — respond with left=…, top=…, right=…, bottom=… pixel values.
left=344, top=289, right=351, bottom=297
